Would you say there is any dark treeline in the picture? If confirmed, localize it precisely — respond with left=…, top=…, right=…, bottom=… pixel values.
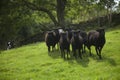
left=18, top=12, right=120, bottom=46
left=0, top=0, right=120, bottom=49
left=70, top=13, right=120, bottom=29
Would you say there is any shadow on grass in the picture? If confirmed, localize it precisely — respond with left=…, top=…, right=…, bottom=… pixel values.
left=106, top=58, right=117, bottom=66
left=48, top=50, right=117, bottom=67
left=90, top=52, right=117, bottom=66
left=48, top=49, right=61, bottom=59
left=66, top=51, right=90, bottom=67
left=101, top=56, right=117, bottom=66
left=75, top=52, right=90, bottom=67
left=49, top=50, right=91, bottom=67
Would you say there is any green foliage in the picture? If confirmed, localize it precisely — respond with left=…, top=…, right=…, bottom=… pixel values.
left=0, top=0, right=120, bottom=49
left=0, top=26, right=120, bottom=80
left=0, top=0, right=19, bottom=48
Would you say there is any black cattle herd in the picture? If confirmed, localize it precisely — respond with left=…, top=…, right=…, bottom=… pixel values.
left=45, top=28, right=106, bottom=59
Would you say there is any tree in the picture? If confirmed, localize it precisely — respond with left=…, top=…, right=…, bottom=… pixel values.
left=21, top=0, right=67, bottom=28
left=0, top=0, right=119, bottom=49
left=0, top=0, right=18, bottom=49
left=56, top=0, right=66, bottom=28
left=99, top=0, right=116, bottom=26
left=0, top=0, right=34, bottom=49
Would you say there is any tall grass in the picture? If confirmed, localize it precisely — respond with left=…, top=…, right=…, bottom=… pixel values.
left=0, top=26, right=120, bottom=80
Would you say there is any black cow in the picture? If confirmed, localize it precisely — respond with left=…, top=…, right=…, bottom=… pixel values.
left=66, top=28, right=72, bottom=41
left=59, top=32, right=70, bottom=59
left=78, top=30, right=87, bottom=53
left=53, top=28, right=64, bottom=49
left=71, top=31, right=83, bottom=59
left=87, top=28, right=106, bottom=59
left=45, top=31, right=56, bottom=52
left=53, top=29, right=60, bottom=44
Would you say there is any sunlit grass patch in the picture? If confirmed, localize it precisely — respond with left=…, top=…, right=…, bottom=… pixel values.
left=0, top=27, right=120, bottom=80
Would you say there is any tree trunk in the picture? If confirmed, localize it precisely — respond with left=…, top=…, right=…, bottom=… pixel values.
left=57, top=0, right=66, bottom=28
left=97, top=10, right=100, bottom=27
left=23, top=0, right=67, bottom=28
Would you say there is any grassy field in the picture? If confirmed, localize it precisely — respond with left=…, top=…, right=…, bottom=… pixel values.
left=0, top=26, right=120, bottom=80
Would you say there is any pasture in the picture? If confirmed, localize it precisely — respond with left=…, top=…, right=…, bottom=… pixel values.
left=0, top=27, right=120, bottom=80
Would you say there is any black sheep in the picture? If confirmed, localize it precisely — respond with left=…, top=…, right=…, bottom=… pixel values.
left=87, top=28, right=106, bottom=59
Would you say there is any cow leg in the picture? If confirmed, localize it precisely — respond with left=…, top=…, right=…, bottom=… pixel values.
left=95, top=46, right=102, bottom=59
left=67, top=51, right=69, bottom=59
left=60, top=48, right=63, bottom=58
left=48, top=46, right=50, bottom=52
left=74, top=50, right=77, bottom=59
left=60, top=51, right=63, bottom=57
left=68, top=45, right=70, bottom=59
left=60, top=45, right=64, bottom=58
left=72, top=49, right=76, bottom=58
left=95, top=47, right=99, bottom=56
left=67, top=49, right=68, bottom=59
left=83, top=45, right=86, bottom=53
left=88, top=46, right=92, bottom=56
left=81, top=45, right=84, bottom=54
left=72, top=48, right=76, bottom=58
left=52, top=46, right=54, bottom=52
left=57, top=43, right=60, bottom=50
left=63, top=50, right=65, bottom=59
left=79, top=49, right=82, bottom=59
left=72, top=47, right=75, bottom=57
left=98, top=47, right=102, bottom=59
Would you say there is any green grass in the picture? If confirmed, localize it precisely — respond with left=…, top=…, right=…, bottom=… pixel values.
left=0, top=26, right=120, bottom=80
